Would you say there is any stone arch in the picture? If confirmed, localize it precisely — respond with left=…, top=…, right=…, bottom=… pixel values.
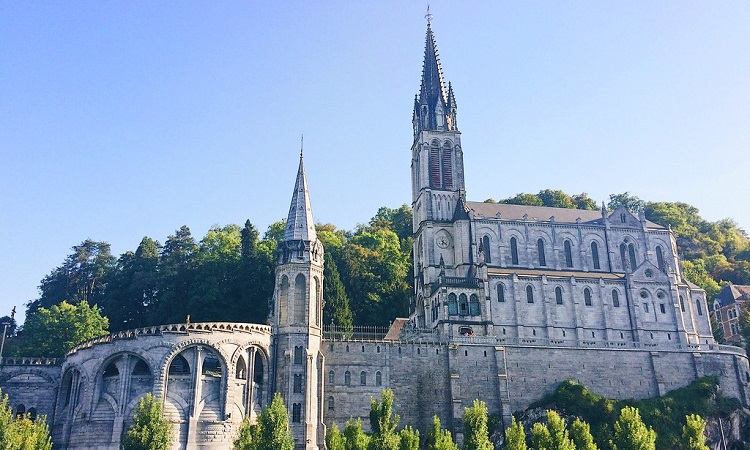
left=294, top=273, right=307, bottom=324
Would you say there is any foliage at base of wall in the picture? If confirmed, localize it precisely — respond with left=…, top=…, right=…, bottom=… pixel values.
left=521, top=376, right=741, bottom=450
left=0, top=389, right=52, bottom=450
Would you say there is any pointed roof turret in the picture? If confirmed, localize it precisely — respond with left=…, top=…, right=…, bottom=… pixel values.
left=284, top=150, right=317, bottom=243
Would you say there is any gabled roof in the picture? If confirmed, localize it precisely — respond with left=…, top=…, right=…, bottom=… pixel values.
left=716, top=284, right=750, bottom=307
left=464, top=201, right=665, bottom=228
left=284, top=155, right=317, bottom=242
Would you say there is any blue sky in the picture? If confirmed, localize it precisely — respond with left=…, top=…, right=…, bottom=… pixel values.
left=2, top=2, right=749, bottom=325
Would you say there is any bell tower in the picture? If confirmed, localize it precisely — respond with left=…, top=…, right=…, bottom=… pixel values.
left=270, top=148, right=325, bottom=450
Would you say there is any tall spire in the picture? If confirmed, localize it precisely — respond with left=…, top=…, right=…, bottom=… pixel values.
left=414, top=12, right=457, bottom=135
left=284, top=149, right=317, bottom=242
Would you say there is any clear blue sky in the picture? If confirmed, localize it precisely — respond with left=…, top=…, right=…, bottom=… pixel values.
left=2, top=2, right=748, bottom=325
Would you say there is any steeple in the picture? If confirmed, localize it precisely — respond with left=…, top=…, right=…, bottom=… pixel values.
left=414, top=15, right=457, bottom=135
left=284, top=150, right=317, bottom=243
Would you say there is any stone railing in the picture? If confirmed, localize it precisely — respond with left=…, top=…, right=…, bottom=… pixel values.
left=0, top=357, right=59, bottom=366
left=66, top=322, right=272, bottom=356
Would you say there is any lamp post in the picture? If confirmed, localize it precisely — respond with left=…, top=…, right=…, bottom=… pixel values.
left=0, top=307, right=16, bottom=365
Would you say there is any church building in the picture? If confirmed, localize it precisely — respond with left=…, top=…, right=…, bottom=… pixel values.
left=0, top=18, right=747, bottom=450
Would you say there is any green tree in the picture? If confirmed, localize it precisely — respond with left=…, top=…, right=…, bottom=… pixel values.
left=680, top=414, right=709, bottom=450
left=463, top=399, right=493, bottom=450
left=681, top=260, right=721, bottom=299
left=326, top=422, right=346, bottom=450
left=711, top=317, right=725, bottom=344
left=531, top=410, right=575, bottom=450
left=537, top=189, right=575, bottom=209
left=20, top=300, right=108, bottom=357
left=30, top=239, right=116, bottom=314
left=425, top=416, right=458, bottom=450
left=610, top=407, right=656, bottom=450
left=344, top=418, right=370, bottom=450
left=239, top=220, right=274, bottom=323
left=0, top=389, right=53, bottom=450
left=255, top=393, right=294, bottom=450
left=500, top=193, right=544, bottom=207
left=398, top=426, right=419, bottom=450
left=121, top=393, right=172, bottom=450
left=233, top=417, right=259, bottom=450
left=369, top=389, right=400, bottom=450
left=504, top=417, right=527, bottom=450
left=156, top=226, right=198, bottom=324
left=569, top=418, right=598, bottom=450
left=608, top=192, right=645, bottom=212
left=323, top=257, right=353, bottom=331
left=571, top=193, right=599, bottom=210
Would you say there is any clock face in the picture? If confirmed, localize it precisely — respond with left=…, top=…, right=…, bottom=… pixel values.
left=436, top=235, right=450, bottom=249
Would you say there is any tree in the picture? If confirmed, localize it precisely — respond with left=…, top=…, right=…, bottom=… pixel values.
left=255, top=393, right=294, bottom=450
left=398, top=426, right=419, bottom=450
left=610, top=407, right=656, bottom=450
left=500, top=193, right=543, bottom=207
left=344, top=418, right=370, bottom=450
left=608, top=192, right=645, bottom=212
left=571, top=193, right=599, bottom=210
left=30, top=239, right=115, bottom=314
left=504, top=417, right=527, bottom=450
left=530, top=410, right=575, bottom=450
left=20, top=300, right=108, bottom=357
left=536, top=190, right=575, bottom=209
left=711, top=317, right=725, bottom=344
left=569, top=418, right=598, bottom=450
left=239, top=220, right=274, bottom=323
left=323, top=257, right=353, bottom=331
left=156, top=226, right=198, bottom=324
left=680, top=414, right=709, bottom=450
left=425, top=416, right=458, bottom=450
left=325, top=422, right=346, bottom=450
left=0, top=389, right=53, bottom=449
left=462, top=399, right=493, bottom=450
left=369, top=389, right=400, bottom=450
left=121, top=393, right=172, bottom=450
left=233, top=417, right=259, bottom=450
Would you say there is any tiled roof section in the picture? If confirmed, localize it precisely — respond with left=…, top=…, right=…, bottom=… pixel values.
left=384, top=318, right=409, bottom=341
left=418, top=23, right=448, bottom=110
left=716, top=285, right=750, bottom=307
left=284, top=155, right=317, bottom=242
left=465, top=201, right=665, bottom=228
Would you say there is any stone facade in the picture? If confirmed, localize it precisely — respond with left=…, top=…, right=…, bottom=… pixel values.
left=1, top=19, right=749, bottom=450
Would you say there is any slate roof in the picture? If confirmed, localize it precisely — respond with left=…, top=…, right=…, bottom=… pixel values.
left=418, top=23, right=448, bottom=111
left=464, top=201, right=665, bottom=228
left=716, top=285, right=750, bottom=307
left=284, top=155, right=317, bottom=242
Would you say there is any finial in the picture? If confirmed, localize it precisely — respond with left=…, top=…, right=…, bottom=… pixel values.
left=425, top=5, right=433, bottom=26
left=300, top=134, right=304, bottom=158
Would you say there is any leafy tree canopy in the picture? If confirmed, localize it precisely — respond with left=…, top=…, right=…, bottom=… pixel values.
left=20, top=300, right=108, bottom=357
left=121, top=393, right=172, bottom=450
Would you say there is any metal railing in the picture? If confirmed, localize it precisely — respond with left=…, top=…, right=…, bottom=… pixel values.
left=0, top=357, right=59, bottom=366
left=323, top=325, right=389, bottom=341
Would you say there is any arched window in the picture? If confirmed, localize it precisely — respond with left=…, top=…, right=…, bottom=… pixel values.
left=591, top=241, right=601, bottom=270
left=555, top=287, right=563, bottom=305
left=328, top=370, right=334, bottom=384
left=328, top=396, right=334, bottom=411
left=526, top=286, right=534, bottom=304
left=294, top=346, right=304, bottom=365
left=429, top=141, right=453, bottom=189
left=344, top=371, right=351, bottom=386
left=202, top=353, right=222, bottom=378
left=442, top=141, right=453, bottom=188
left=314, top=277, right=321, bottom=326
left=293, top=374, right=303, bottom=393
left=696, top=299, right=703, bottom=316
left=429, top=140, right=440, bottom=188
left=28, top=408, right=36, bottom=421
left=15, top=405, right=25, bottom=419
left=169, top=354, right=190, bottom=375
left=679, top=295, right=685, bottom=312
left=584, top=288, right=592, bottom=306
left=620, top=244, right=628, bottom=271
left=279, top=275, right=289, bottom=323
left=482, top=235, right=492, bottom=263
left=537, top=239, right=546, bottom=266
left=103, top=361, right=119, bottom=378
left=656, top=246, right=665, bottom=273
left=459, top=294, right=468, bottom=315
left=360, top=371, right=367, bottom=386
left=469, top=294, right=480, bottom=315
left=564, top=240, right=573, bottom=268
left=510, top=237, right=519, bottom=265
left=376, top=371, right=382, bottom=386
left=628, top=244, right=637, bottom=270
left=294, top=274, right=306, bottom=324
left=612, top=290, right=620, bottom=307
left=497, top=284, right=505, bottom=303
left=236, top=356, right=246, bottom=380
left=448, top=293, right=458, bottom=314
left=292, top=403, right=302, bottom=423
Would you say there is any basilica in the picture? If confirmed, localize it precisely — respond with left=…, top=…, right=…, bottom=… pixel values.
left=0, top=20, right=747, bottom=450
